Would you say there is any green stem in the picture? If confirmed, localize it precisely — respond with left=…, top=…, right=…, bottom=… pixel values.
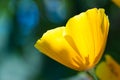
left=87, top=68, right=98, bottom=80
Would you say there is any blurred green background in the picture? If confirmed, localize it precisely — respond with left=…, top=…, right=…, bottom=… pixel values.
left=0, top=0, right=120, bottom=80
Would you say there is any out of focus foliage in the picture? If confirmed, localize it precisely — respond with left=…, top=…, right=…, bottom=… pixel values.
left=0, top=0, right=120, bottom=80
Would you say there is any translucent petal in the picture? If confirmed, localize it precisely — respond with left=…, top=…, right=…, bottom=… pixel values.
left=35, top=8, right=110, bottom=71
left=65, top=8, right=109, bottom=66
left=35, top=27, right=85, bottom=70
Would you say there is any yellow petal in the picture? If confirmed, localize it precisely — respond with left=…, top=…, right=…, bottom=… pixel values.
left=105, top=55, right=120, bottom=79
left=65, top=8, right=109, bottom=67
left=96, top=55, right=120, bottom=80
left=112, top=0, right=120, bottom=7
left=35, top=8, right=109, bottom=71
left=96, top=62, right=118, bottom=80
left=35, top=27, right=86, bottom=70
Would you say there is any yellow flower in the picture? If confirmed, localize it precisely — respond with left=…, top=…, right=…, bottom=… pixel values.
left=112, top=0, right=120, bottom=7
left=34, top=8, right=109, bottom=71
left=96, top=55, right=120, bottom=80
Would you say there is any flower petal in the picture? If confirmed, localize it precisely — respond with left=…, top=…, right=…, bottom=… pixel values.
left=105, top=55, right=120, bottom=79
left=112, top=0, right=120, bottom=7
left=96, top=55, right=120, bottom=80
left=96, top=62, right=118, bottom=80
left=35, top=8, right=110, bottom=71
left=65, top=8, right=109, bottom=66
left=35, top=27, right=85, bottom=70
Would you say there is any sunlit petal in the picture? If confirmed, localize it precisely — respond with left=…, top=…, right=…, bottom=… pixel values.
left=65, top=8, right=109, bottom=67
left=35, top=8, right=109, bottom=71
left=35, top=27, right=85, bottom=70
